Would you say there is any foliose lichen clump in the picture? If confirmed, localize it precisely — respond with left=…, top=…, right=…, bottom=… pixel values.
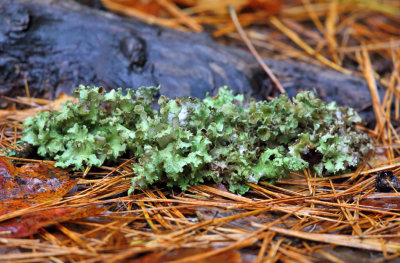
left=20, top=85, right=374, bottom=194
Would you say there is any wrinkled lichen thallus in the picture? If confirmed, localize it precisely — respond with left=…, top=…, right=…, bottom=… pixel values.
left=19, top=85, right=374, bottom=194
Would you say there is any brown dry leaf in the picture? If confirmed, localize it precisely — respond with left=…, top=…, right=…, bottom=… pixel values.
left=129, top=247, right=242, bottom=263
left=0, top=157, right=77, bottom=215
left=0, top=157, right=104, bottom=238
left=359, top=193, right=400, bottom=210
left=0, top=205, right=106, bottom=238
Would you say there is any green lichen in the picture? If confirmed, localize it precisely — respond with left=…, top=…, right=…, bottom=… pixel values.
left=20, top=85, right=374, bottom=194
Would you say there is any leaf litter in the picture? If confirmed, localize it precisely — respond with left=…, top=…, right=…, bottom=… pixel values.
left=0, top=156, right=107, bottom=238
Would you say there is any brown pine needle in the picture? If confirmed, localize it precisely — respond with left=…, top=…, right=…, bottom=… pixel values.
left=270, top=16, right=351, bottom=74
left=325, top=0, right=340, bottom=64
left=360, top=47, right=386, bottom=136
left=102, top=0, right=180, bottom=28
left=156, top=0, right=202, bottom=32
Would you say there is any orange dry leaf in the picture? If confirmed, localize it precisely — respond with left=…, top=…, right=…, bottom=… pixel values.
left=0, top=157, right=107, bottom=238
left=0, top=157, right=77, bottom=214
left=106, top=0, right=162, bottom=15
left=0, top=205, right=106, bottom=238
left=246, top=0, right=282, bottom=14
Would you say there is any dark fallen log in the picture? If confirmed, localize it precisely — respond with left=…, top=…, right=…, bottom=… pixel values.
left=0, top=0, right=382, bottom=123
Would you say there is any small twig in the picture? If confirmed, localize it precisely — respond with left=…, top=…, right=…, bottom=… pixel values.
left=227, top=5, right=285, bottom=94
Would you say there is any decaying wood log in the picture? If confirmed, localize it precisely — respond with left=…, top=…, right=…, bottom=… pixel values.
left=0, top=0, right=382, bottom=123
